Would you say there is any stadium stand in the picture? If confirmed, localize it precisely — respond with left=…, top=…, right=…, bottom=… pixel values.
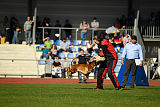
left=72, top=40, right=79, bottom=46
left=55, top=40, right=62, bottom=46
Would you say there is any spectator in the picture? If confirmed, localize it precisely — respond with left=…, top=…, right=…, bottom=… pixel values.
left=40, top=45, right=50, bottom=59
left=120, top=25, right=127, bottom=37
left=80, top=18, right=90, bottom=41
left=43, top=37, right=52, bottom=49
left=120, top=15, right=127, bottom=28
left=64, top=19, right=72, bottom=40
left=12, top=18, right=20, bottom=44
left=114, top=18, right=121, bottom=29
left=114, top=33, right=123, bottom=47
left=91, top=64, right=99, bottom=79
left=85, top=50, right=92, bottom=62
left=91, top=17, right=99, bottom=36
left=76, top=49, right=89, bottom=83
left=86, top=39, right=94, bottom=55
left=59, top=38, right=72, bottom=53
left=11, top=17, right=20, bottom=44
left=3, top=16, right=9, bottom=42
left=54, top=20, right=61, bottom=41
left=52, top=57, right=62, bottom=78
left=10, top=17, right=15, bottom=44
left=61, top=57, right=70, bottom=78
left=50, top=44, right=58, bottom=60
left=42, top=17, right=51, bottom=38
left=149, top=12, right=156, bottom=25
left=93, top=37, right=99, bottom=54
left=128, top=10, right=135, bottom=26
left=24, top=16, right=34, bottom=45
left=123, top=34, right=130, bottom=46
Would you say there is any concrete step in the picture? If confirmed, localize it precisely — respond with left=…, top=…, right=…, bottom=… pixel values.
left=0, top=44, right=38, bottom=77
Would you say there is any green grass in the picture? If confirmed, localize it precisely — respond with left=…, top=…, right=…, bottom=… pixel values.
left=0, top=83, right=160, bottom=107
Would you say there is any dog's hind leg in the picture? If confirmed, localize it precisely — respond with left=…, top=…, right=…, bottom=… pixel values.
left=67, top=68, right=71, bottom=79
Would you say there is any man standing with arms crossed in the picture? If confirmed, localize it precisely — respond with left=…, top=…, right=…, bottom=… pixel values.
left=121, top=35, right=143, bottom=88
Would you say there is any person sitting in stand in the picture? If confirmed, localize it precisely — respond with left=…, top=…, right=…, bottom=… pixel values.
left=123, top=34, right=130, bottom=46
left=61, top=57, right=70, bottom=78
left=59, top=38, right=72, bottom=53
left=108, top=34, right=116, bottom=47
left=114, top=33, right=123, bottom=47
left=86, top=39, right=94, bottom=55
left=52, top=57, right=62, bottom=78
left=43, top=37, right=52, bottom=49
left=40, top=45, right=50, bottom=59
left=93, top=37, right=99, bottom=54
left=50, top=44, right=58, bottom=60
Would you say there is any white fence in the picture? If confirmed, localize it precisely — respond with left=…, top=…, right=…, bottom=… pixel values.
left=140, top=26, right=160, bottom=38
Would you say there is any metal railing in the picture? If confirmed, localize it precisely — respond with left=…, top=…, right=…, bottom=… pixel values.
left=38, top=27, right=134, bottom=40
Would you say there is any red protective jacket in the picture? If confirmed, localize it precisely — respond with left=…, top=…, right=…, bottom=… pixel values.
left=99, top=39, right=118, bottom=60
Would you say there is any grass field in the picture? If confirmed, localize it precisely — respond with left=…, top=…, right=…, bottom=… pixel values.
left=0, top=83, right=160, bottom=107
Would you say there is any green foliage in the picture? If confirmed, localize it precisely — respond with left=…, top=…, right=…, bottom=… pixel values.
left=0, top=83, right=160, bottom=107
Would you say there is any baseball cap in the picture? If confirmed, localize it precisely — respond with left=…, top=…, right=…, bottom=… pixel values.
left=131, top=35, right=137, bottom=40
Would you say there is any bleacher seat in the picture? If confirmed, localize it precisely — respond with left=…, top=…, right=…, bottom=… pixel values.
left=81, top=40, right=87, bottom=46
left=38, top=59, right=46, bottom=65
left=36, top=46, right=41, bottom=52
left=70, top=47, right=76, bottom=52
left=50, top=40, right=54, bottom=45
left=56, top=40, right=62, bottom=46
left=81, top=47, right=87, bottom=51
left=76, top=53, right=81, bottom=57
left=66, top=40, right=71, bottom=46
left=117, top=53, right=122, bottom=60
left=73, top=40, right=79, bottom=46
left=119, top=47, right=124, bottom=53
left=59, top=52, right=66, bottom=59
left=40, top=44, right=44, bottom=46
left=46, top=59, right=54, bottom=64
left=67, top=53, right=74, bottom=59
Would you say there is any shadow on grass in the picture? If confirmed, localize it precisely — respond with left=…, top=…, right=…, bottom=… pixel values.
left=134, top=86, right=160, bottom=90
left=74, top=87, right=132, bottom=91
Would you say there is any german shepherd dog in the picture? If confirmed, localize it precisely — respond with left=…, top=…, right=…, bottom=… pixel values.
left=67, top=57, right=96, bottom=80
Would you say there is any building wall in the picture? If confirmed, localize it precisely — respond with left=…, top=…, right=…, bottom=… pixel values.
left=36, top=0, right=128, bottom=27
left=132, top=0, right=160, bottom=18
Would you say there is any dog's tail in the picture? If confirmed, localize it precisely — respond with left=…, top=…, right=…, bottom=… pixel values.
left=71, top=56, right=79, bottom=66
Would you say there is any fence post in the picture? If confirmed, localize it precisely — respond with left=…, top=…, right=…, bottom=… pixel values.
left=76, top=28, right=78, bottom=40
left=42, top=28, right=44, bottom=40
left=59, top=28, right=61, bottom=40
left=32, top=8, right=37, bottom=45
left=153, top=26, right=155, bottom=38
left=92, top=29, right=94, bottom=40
